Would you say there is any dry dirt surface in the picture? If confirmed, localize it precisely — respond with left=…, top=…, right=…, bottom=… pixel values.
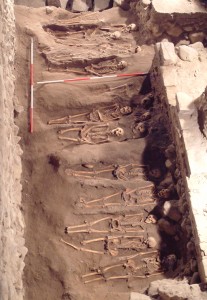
left=15, top=6, right=185, bottom=300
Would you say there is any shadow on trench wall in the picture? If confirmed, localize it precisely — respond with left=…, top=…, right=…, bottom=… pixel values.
left=133, top=75, right=189, bottom=277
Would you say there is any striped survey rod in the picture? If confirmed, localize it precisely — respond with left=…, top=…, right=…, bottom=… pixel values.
left=30, top=37, right=34, bottom=133
left=36, top=72, right=149, bottom=85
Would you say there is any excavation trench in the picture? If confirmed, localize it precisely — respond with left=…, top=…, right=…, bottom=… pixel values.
left=14, top=5, right=198, bottom=300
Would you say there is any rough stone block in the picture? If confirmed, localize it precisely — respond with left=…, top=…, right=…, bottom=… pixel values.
left=166, top=23, right=183, bottom=37
left=46, top=0, right=61, bottom=7
left=155, top=42, right=161, bottom=54
left=189, top=42, right=204, bottom=51
left=72, top=0, right=92, bottom=12
left=158, top=283, right=203, bottom=300
left=160, top=42, right=178, bottom=66
left=160, top=66, right=177, bottom=87
left=148, top=279, right=176, bottom=297
left=166, top=87, right=177, bottom=107
left=152, top=0, right=206, bottom=13
left=178, top=45, right=198, bottom=62
left=94, top=0, right=111, bottom=11
left=199, top=256, right=207, bottom=282
left=113, top=0, right=130, bottom=10
left=142, top=0, right=151, bottom=6
left=60, top=0, right=68, bottom=8
left=130, top=292, right=151, bottom=300
left=151, top=24, right=163, bottom=37
left=176, top=92, right=193, bottom=111
left=189, top=32, right=205, bottom=44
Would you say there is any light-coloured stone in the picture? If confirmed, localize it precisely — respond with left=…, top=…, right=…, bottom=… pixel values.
left=14, top=104, right=24, bottom=114
left=176, top=92, right=193, bottom=111
left=160, top=42, right=178, bottom=66
left=165, top=87, right=177, bottom=107
left=142, top=0, right=151, bottom=6
left=189, top=32, right=205, bottom=44
left=93, top=0, right=110, bottom=11
left=189, top=42, right=204, bottom=50
left=165, top=159, right=173, bottom=168
left=178, top=45, right=199, bottom=61
left=158, top=282, right=204, bottom=300
left=162, top=200, right=182, bottom=222
left=148, top=279, right=184, bottom=297
left=60, top=0, right=68, bottom=8
left=160, top=66, right=177, bottom=87
left=152, top=0, right=206, bottom=13
left=130, top=292, right=151, bottom=300
left=46, top=6, right=54, bottom=13
left=72, top=0, right=92, bottom=12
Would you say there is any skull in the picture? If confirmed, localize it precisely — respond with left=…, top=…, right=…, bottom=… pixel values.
left=135, top=122, right=147, bottom=134
left=162, top=254, right=177, bottom=271
left=120, top=106, right=132, bottom=115
left=117, top=60, right=128, bottom=69
left=147, top=237, right=157, bottom=248
left=111, top=31, right=121, bottom=40
left=141, top=94, right=154, bottom=109
left=149, top=168, right=162, bottom=179
left=135, top=46, right=142, bottom=53
left=140, top=111, right=151, bottom=121
left=111, top=127, right=124, bottom=137
left=174, top=168, right=180, bottom=179
left=127, top=23, right=137, bottom=32
left=145, top=214, right=158, bottom=224
left=158, top=188, right=170, bottom=199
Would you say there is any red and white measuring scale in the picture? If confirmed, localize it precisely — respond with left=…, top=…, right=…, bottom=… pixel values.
left=36, top=72, right=148, bottom=85
left=30, top=37, right=34, bottom=133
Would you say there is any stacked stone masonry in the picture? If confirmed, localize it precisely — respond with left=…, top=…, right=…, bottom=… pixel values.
left=14, top=0, right=130, bottom=11
left=0, top=1, right=26, bottom=300
left=151, top=40, right=207, bottom=283
left=132, top=0, right=207, bottom=45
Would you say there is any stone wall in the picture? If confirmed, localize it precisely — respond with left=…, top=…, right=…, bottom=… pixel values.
left=196, top=86, right=207, bottom=138
left=0, top=1, right=26, bottom=299
left=132, top=0, right=207, bottom=45
left=150, top=40, right=207, bottom=283
left=14, top=0, right=130, bottom=11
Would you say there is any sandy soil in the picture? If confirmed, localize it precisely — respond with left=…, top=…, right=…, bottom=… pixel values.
left=14, top=6, right=182, bottom=300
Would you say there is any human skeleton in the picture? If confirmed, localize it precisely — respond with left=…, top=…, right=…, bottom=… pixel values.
left=57, top=123, right=125, bottom=144
left=78, top=184, right=154, bottom=208
left=48, top=103, right=132, bottom=125
left=65, top=163, right=148, bottom=181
